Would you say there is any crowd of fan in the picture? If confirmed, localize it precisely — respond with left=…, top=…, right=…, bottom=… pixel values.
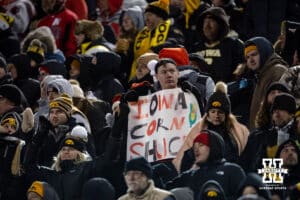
left=0, top=0, right=300, bottom=199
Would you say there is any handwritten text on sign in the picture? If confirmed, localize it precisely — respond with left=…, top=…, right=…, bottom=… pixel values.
left=127, top=88, right=201, bottom=162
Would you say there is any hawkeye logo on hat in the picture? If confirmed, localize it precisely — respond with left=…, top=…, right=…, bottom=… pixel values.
left=65, top=139, right=75, bottom=145
left=49, top=101, right=60, bottom=108
left=212, top=101, right=221, bottom=107
left=207, top=191, right=218, bottom=197
left=1, top=117, right=17, bottom=127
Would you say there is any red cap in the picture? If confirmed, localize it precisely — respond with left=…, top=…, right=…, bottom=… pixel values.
left=193, top=132, right=210, bottom=147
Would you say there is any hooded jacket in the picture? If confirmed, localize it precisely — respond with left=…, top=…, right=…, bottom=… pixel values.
left=8, top=54, right=40, bottom=109
left=193, top=7, right=244, bottom=83
left=173, top=113, right=249, bottom=172
left=166, top=129, right=246, bottom=200
left=82, top=177, right=115, bottom=200
left=275, top=140, right=300, bottom=188
left=238, top=173, right=272, bottom=200
left=246, top=37, right=288, bottom=130
left=90, top=51, right=125, bottom=103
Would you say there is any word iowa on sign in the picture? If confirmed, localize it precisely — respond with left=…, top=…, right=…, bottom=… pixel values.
left=127, top=88, right=201, bottom=162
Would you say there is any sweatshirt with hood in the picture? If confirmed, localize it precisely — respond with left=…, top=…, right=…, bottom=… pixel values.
left=166, top=129, right=246, bottom=200
left=246, top=37, right=288, bottom=130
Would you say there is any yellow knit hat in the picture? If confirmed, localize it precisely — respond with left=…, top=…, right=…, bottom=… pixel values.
left=27, top=181, right=44, bottom=197
left=49, top=93, right=73, bottom=117
left=145, top=0, right=170, bottom=20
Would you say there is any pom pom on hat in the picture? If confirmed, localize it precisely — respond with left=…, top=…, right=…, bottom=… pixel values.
left=145, top=0, right=170, bottom=20
left=147, top=59, right=158, bottom=76
left=206, top=82, right=231, bottom=114
left=70, top=125, right=88, bottom=141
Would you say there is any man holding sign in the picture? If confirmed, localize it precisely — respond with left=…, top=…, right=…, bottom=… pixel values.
left=126, top=58, right=202, bottom=163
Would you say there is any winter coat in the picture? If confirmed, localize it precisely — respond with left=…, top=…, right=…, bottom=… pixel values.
left=38, top=8, right=78, bottom=57
left=34, top=117, right=77, bottom=167
left=119, top=180, right=174, bottom=200
left=240, top=120, right=295, bottom=173
left=90, top=51, right=125, bottom=104
left=171, top=1, right=210, bottom=52
left=279, top=65, right=300, bottom=106
left=0, top=29, right=20, bottom=59
left=247, top=37, right=288, bottom=130
left=166, top=130, right=246, bottom=200
left=192, top=37, right=244, bottom=83
left=238, top=173, right=272, bottom=200
left=25, top=155, right=114, bottom=200
left=8, top=54, right=40, bottom=109
left=0, top=106, right=33, bottom=200
left=173, top=114, right=249, bottom=172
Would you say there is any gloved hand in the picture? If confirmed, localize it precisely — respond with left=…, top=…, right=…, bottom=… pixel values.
left=21, top=108, right=34, bottom=133
left=111, top=102, right=130, bottom=138
left=115, top=38, right=130, bottom=53
left=180, top=80, right=194, bottom=93
left=131, top=81, right=154, bottom=96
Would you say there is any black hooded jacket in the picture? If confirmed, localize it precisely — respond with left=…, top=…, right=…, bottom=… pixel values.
left=90, top=51, right=125, bottom=104
left=165, top=129, right=246, bottom=200
left=8, top=54, right=41, bottom=109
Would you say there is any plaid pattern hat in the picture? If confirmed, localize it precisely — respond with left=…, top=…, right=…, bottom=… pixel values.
left=145, top=0, right=169, bottom=20
left=49, top=93, right=73, bottom=117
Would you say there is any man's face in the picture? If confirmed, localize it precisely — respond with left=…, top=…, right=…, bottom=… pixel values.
left=75, top=33, right=85, bottom=47
left=207, top=108, right=226, bottom=125
left=47, top=87, right=60, bottom=101
left=246, top=50, right=260, bottom=71
left=296, top=116, right=300, bottom=135
left=280, top=144, right=298, bottom=167
left=272, top=109, right=293, bottom=127
left=60, top=146, right=80, bottom=161
left=0, top=68, right=6, bottom=79
left=145, top=12, right=162, bottom=31
left=27, top=192, right=42, bottom=200
left=7, top=63, right=17, bottom=80
left=193, top=142, right=210, bottom=164
left=267, top=90, right=285, bottom=104
left=136, top=62, right=150, bottom=80
left=124, top=170, right=149, bottom=195
left=155, top=63, right=179, bottom=89
left=203, top=17, right=219, bottom=43
left=49, top=108, right=68, bottom=127
left=122, top=13, right=135, bottom=32
left=170, top=0, right=185, bottom=11
left=0, top=96, right=12, bottom=115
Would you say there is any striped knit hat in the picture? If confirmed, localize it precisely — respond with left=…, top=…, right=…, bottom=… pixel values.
left=49, top=93, right=73, bottom=117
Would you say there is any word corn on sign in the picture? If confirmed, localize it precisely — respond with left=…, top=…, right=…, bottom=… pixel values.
left=127, top=88, right=201, bottom=162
